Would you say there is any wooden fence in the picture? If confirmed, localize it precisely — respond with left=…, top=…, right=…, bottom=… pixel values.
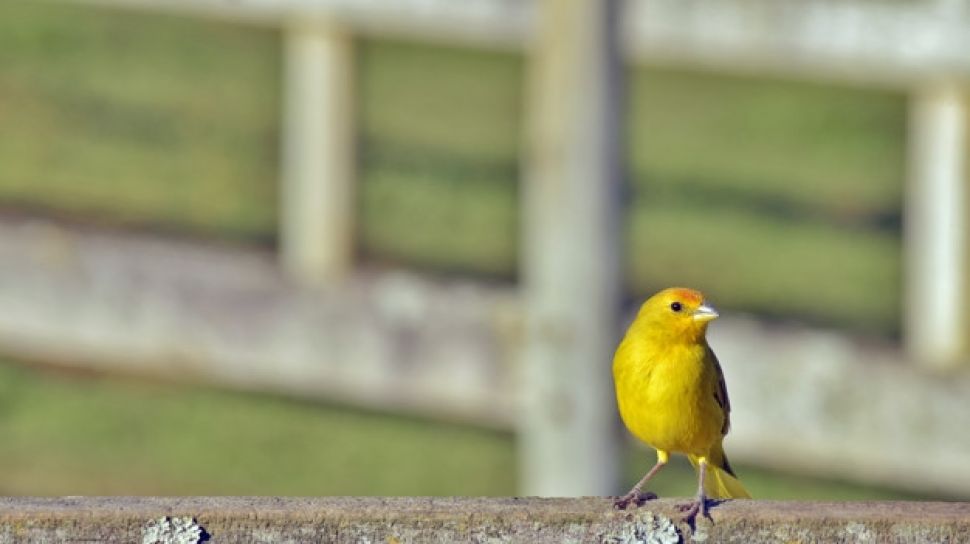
left=22, top=0, right=970, bottom=497
left=67, top=0, right=970, bottom=365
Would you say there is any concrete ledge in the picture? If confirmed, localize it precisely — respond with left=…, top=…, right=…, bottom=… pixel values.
left=0, top=497, right=967, bottom=543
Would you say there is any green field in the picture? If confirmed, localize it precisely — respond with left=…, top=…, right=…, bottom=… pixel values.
left=0, top=3, right=920, bottom=498
left=0, top=360, right=923, bottom=500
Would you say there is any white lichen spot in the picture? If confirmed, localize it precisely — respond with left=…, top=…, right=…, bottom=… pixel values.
left=142, top=516, right=204, bottom=544
left=603, top=512, right=680, bottom=544
left=845, top=522, right=875, bottom=543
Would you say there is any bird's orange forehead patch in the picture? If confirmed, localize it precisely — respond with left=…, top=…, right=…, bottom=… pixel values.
left=668, top=288, right=704, bottom=304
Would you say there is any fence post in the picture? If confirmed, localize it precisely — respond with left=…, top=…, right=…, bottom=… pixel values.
left=280, top=22, right=356, bottom=287
left=905, top=83, right=969, bottom=370
left=520, top=0, right=623, bottom=496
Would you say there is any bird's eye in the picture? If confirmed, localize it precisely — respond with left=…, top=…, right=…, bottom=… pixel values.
left=670, top=302, right=683, bottom=312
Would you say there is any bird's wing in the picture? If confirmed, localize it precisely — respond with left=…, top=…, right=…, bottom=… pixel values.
left=708, top=347, right=731, bottom=435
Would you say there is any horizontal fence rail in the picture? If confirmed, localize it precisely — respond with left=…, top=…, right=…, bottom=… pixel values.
left=69, top=0, right=970, bottom=86
left=0, top=218, right=518, bottom=428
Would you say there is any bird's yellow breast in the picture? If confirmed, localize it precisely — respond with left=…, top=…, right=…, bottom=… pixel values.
left=613, top=338, right=723, bottom=456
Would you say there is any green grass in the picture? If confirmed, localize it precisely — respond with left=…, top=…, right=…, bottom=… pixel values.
left=0, top=2, right=909, bottom=333
left=628, top=68, right=905, bottom=214
left=0, top=359, right=930, bottom=500
left=627, top=202, right=901, bottom=331
left=0, top=361, right=516, bottom=496
left=0, top=2, right=280, bottom=240
left=355, top=39, right=524, bottom=275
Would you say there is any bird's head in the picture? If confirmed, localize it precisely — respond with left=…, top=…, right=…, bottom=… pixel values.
left=633, top=287, right=719, bottom=344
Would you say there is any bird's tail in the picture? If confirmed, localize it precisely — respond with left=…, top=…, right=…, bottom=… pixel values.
left=688, top=441, right=751, bottom=499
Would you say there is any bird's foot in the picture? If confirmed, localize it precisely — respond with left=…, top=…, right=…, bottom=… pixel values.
left=612, top=489, right=657, bottom=510
left=676, top=496, right=713, bottom=527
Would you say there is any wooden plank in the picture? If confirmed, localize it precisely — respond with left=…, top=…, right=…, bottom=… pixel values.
left=280, top=23, right=356, bottom=286
left=904, top=84, right=970, bottom=370
left=519, top=0, right=623, bottom=496
left=64, top=0, right=532, bottom=49
left=710, top=317, right=970, bottom=495
left=624, top=0, right=970, bottom=87
left=63, top=0, right=970, bottom=85
left=0, top=218, right=516, bottom=429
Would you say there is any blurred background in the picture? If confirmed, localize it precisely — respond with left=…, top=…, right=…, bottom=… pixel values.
left=0, top=0, right=967, bottom=500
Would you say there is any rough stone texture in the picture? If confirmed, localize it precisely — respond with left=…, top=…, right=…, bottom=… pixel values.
left=0, top=497, right=967, bottom=543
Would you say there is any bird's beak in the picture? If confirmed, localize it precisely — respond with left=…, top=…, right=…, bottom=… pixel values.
left=692, top=301, right=719, bottom=323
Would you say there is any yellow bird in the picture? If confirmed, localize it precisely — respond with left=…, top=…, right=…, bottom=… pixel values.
left=612, top=287, right=750, bottom=520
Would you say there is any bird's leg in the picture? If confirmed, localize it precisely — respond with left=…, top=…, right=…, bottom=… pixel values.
left=613, top=450, right=668, bottom=510
left=678, top=456, right=712, bottom=525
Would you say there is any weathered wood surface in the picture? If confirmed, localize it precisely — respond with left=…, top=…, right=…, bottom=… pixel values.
left=66, top=0, right=970, bottom=86
left=520, top=0, right=623, bottom=497
left=0, top=217, right=519, bottom=428
left=280, top=22, right=357, bottom=287
left=904, top=84, right=969, bottom=370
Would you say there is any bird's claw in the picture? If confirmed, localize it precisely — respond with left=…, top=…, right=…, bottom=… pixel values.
left=677, top=498, right=712, bottom=526
left=612, top=490, right=657, bottom=510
